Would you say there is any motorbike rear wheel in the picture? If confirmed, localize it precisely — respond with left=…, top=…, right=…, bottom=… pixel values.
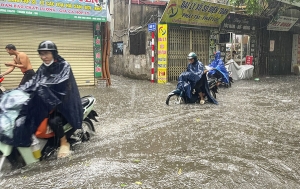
left=166, top=94, right=184, bottom=105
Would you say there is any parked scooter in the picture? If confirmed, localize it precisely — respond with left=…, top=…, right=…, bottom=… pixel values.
left=208, top=66, right=234, bottom=88
left=0, top=91, right=98, bottom=171
left=166, top=72, right=218, bottom=105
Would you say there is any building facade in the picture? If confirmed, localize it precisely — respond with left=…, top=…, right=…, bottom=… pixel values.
left=0, top=0, right=107, bottom=88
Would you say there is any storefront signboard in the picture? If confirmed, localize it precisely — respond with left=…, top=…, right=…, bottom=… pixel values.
left=160, top=0, right=232, bottom=27
left=220, top=13, right=257, bottom=34
left=0, top=0, right=107, bottom=21
left=267, top=16, right=298, bottom=31
left=157, top=24, right=168, bottom=84
left=245, top=55, right=253, bottom=65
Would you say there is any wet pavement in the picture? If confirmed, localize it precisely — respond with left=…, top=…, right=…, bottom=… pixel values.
left=1, top=75, right=300, bottom=188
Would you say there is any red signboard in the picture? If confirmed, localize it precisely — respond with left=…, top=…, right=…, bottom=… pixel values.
left=246, top=55, right=253, bottom=65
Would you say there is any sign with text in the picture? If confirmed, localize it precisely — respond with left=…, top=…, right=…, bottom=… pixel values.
left=94, top=22, right=102, bottom=78
left=157, top=68, right=167, bottom=84
left=148, top=23, right=156, bottom=32
left=160, top=0, right=232, bottom=27
left=0, top=0, right=107, bottom=21
left=245, top=56, right=253, bottom=65
left=270, top=40, right=275, bottom=52
left=267, top=16, right=298, bottom=31
left=157, top=24, right=168, bottom=84
left=220, top=13, right=257, bottom=34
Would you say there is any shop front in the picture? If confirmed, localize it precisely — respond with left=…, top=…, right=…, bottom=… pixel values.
left=0, top=0, right=107, bottom=88
left=219, top=13, right=258, bottom=66
left=158, top=0, right=232, bottom=83
left=263, top=15, right=297, bottom=75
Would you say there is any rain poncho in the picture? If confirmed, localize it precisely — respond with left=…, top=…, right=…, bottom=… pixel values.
left=0, top=90, right=30, bottom=140
left=176, top=60, right=204, bottom=98
left=208, top=51, right=229, bottom=83
left=176, top=60, right=218, bottom=104
left=0, top=55, right=83, bottom=147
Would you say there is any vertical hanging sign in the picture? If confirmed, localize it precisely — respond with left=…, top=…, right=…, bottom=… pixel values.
left=94, top=22, right=102, bottom=78
left=157, top=24, right=168, bottom=84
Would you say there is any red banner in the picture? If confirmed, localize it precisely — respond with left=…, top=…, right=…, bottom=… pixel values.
left=246, top=56, right=253, bottom=65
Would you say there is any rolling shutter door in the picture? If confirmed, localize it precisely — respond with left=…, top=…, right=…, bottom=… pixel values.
left=0, top=14, right=94, bottom=89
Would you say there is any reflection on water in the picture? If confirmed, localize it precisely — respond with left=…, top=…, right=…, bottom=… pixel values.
left=1, top=75, right=300, bottom=188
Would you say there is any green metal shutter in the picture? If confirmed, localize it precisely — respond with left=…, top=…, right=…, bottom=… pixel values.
left=0, top=14, right=94, bottom=89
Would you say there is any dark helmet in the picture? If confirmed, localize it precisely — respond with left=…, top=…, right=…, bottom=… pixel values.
left=37, top=40, right=57, bottom=51
left=187, top=52, right=197, bottom=60
left=38, top=40, right=58, bottom=59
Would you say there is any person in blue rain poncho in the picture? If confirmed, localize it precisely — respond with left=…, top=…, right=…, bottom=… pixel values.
left=176, top=52, right=217, bottom=105
left=207, top=51, right=229, bottom=84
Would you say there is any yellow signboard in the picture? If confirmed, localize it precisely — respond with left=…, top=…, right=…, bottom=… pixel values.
left=157, top=24, right=168, bottom=84
left=160, top=0, right=232, bottom=27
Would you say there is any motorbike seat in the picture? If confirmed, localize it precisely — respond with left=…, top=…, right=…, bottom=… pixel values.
left=81, top=97, right=90, bottom=107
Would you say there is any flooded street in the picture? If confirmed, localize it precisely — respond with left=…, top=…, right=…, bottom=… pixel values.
left=1, top=75, right=300, bottom=188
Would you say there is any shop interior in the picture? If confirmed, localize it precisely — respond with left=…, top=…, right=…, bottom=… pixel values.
left=219, top=33, right=251, bottom=65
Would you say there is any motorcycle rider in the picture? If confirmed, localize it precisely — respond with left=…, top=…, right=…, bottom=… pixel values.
left=187, top=52, right=208, bottom=104
left=208, top=51, right=229, bottom=85
left=17, top=40, right=83, bottom=158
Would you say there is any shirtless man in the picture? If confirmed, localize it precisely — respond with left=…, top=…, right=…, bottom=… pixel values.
left=0, top=44, right=35, bottom=86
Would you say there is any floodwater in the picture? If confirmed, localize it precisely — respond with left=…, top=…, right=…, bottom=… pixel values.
left=1, top=75, right=300, bottom=188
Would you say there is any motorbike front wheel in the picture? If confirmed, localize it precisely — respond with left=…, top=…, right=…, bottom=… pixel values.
left=166, top=93, right=184, bottom=105
left=81, top=118, right=96, bottom=142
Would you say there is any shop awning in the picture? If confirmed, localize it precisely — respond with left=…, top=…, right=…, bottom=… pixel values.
left=159, top=0, right=233, bottom=27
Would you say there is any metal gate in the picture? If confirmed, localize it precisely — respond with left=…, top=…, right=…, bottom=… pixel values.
left=0, top=14, right=94, bottom=88
left=168, top=27, right=209, bottom=81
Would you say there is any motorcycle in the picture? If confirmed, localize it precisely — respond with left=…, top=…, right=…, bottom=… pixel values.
left=166, top=71, right=219, bottom=105
left=0, top=92, right=98, bottom=171
left=208, top=51, right=233, bottom=88
left=208, top=67, right=234, bottom=88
